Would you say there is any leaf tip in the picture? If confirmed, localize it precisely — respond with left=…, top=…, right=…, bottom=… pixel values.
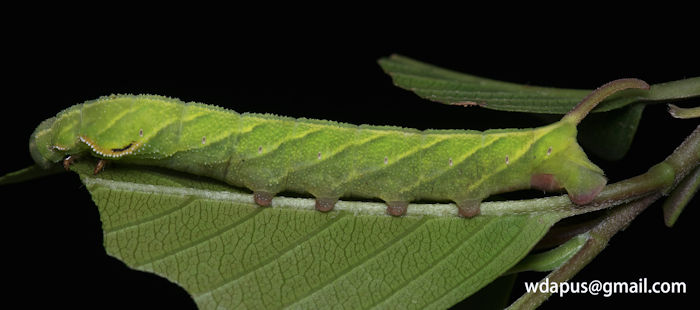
left=667, top=104, right=700, bottom=119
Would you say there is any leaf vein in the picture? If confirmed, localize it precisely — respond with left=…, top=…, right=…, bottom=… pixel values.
left=193, top=212, right=348, bottom=300
left=369, top=216, right=500, bottom=308
left=132, top=205, right=265, bottom=269
left=424, top=218, right=543, bottom=308
left=284, top=216, right=430, bottom=308
left=104, top=195, right=197, bottom=234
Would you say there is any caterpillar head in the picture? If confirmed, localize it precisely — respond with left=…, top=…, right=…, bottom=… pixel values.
left=29, top=105, right=94, bottom=169
left=29, top=116, right=66, bottom=168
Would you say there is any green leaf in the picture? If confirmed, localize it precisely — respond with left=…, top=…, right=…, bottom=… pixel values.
left=378, top=54, right=700, bottom=114
left=0, top=164, right=64, bottom=185
left=668, top=104, right=700, bottom=119
left=506, top=233, right=589, bottom=274
left=69, top=160, right=563, bottom=309
left=577, top=103, right=646, bottom=161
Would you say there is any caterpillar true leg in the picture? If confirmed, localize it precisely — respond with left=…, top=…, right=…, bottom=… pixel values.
left=93, top=159, right=107, bottom=175
left=63, top=155, right=76, bottom=171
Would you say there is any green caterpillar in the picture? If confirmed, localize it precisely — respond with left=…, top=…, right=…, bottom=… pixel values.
left=29, top=79, right=649, bottom=217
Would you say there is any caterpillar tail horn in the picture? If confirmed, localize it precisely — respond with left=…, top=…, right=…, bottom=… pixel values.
left=563, top=78, right=650, bottom=125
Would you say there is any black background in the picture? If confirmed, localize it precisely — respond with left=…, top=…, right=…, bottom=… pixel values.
left=3, top=13, right=698, bottom=309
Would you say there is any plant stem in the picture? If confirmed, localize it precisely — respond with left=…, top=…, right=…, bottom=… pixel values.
left=664, top=125, right=700, bottom=187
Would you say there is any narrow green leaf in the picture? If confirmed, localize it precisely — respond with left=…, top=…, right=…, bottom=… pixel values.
left=506, top=233, right=589, bottom=274
left=668, top=104, right=700, bottom=119
left=0, top=164, right=64, bottom=185
left=378, top=54, right=700, bottom=114
left=378, top=54, right=588, bottom=114
left=70, top=160, right=563, bottom=309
